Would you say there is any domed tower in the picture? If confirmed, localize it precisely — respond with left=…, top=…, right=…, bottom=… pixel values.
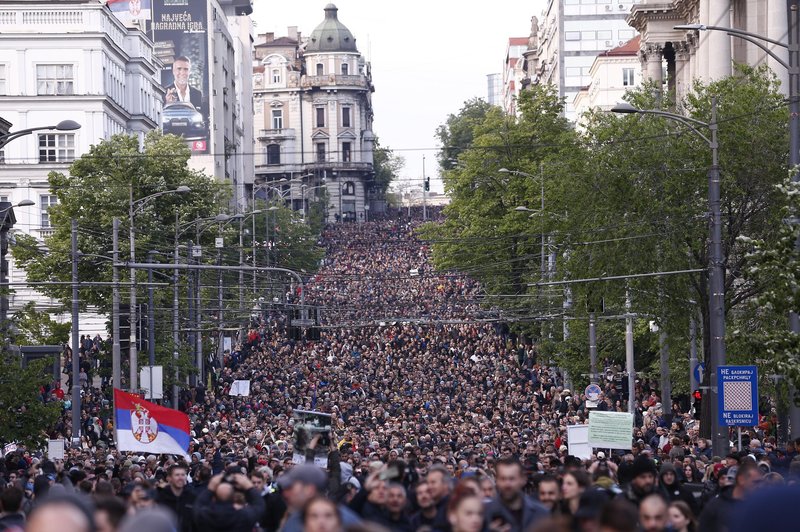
left=252, top=4, right=376, bottom=223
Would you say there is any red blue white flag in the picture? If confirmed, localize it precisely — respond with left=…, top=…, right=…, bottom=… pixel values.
left=114, top=388, right=190, bottom=456
left=106, top=0, right=151, bottom=23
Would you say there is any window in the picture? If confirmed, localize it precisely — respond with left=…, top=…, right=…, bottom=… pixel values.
left=342, top=142, right=351, bottom=162
left=36, top=64, right=74, bottom=95
left=271, top=68, right=281, bottom=84
left=0, top=149, right=4, bottom=164
left=581, top=31, right=596, bottom=40
left=315, top=107, right=325, bottom=128
left=597, top=30, right=612, bottom=40
left=316, top=63, right=324, bottom=76
left=342, top=107, right=351, bottom=128
left=622, top=68, right=635, bottom=86
left=341, top=63, right=349, bottom=75
left=316, top=142, right=326, bottom=162
left=343, top=181, right=355, bottom=195
left=271, top=109, right=283, bottom=129
left=0, top=196, right=7, bottom=203
left=566, top=67, right=582, bottom=77
left=38, top=133, right=75, bottom=163
left=619, top=29, right=635, bottom=40
left=267, top=144, right=280, bottom=165
left=40, top=194, right=58, bottom=228
left=565, top=32, right=581, bottom=41
left=0, top=64, right=6, bottom=95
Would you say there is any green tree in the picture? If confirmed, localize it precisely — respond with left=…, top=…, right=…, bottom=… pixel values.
left=435, top=97, right=494, bottom=172
left=12, top=131, right=225, bottom=311
left=12, top=302, right=71, bottom=346
left=0, top=356, right=61, bottom=448
left=372, top=137, right=405, bottom=195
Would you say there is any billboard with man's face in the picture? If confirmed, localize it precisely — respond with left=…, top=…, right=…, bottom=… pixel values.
left=151, top=0, right=210, bottom=154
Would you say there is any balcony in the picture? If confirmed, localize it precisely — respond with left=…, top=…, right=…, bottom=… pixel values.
left=258, top=128, right=295, bottom=140
left=301, top=75, right=368, bottom=89
left=306, top=161, right=373, bottom=172
left=36, top=227, right=55, bottom=239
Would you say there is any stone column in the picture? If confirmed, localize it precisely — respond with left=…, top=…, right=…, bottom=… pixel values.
left=641, top=43, right=664, bottom=87
left=767, top=0, right=790, bottom=95
left=707, top=0, right=732, bottom=79
left=674, top=42, right=692, bottom=101
left=697, top=0, right=711, bottom=80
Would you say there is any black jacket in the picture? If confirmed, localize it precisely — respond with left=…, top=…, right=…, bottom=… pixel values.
left=193, top=487, right=266, bottom=532
left=156, top=485, right=196, bottom=532
left=483, top=494, right=549, bottom=532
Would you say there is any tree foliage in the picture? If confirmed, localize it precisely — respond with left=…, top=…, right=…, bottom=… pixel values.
left=435, top=97, right=495, bottom=172
left=12, top=302, right=71, bottom=346
left=0, top=356, right=61, bottom=448
left=372, top=137, right=405, bottom=194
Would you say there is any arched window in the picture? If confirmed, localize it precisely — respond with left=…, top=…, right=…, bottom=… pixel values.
left=343, top=181, right=355, bottom=196
left=267, top=144, right=280, bottom=165
left=316, top=63, right=324, bottom=76
left=341, top=63, right=349, bottom=75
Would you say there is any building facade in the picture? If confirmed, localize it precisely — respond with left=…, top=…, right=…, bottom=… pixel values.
left=525, top=0, right=640, bottom=119
left=573, top=36, right=641, bottom=120
left=0, top=0, right=162, bottom=321
left=252, top=4, right=375, bottom=223
left=629, top=0, right=789, bottom=101
left=486, top=73, right=502, bottom=106
left=502, top=37, right=529, bottom=115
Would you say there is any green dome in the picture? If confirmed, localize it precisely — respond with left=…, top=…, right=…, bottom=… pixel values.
left=306, top=4, right=358, bottom=53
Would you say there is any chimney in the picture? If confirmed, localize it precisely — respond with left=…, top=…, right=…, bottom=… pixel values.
left=265, top=32, right=274, bottom=43
left=288, top=26, right=298, bottom=41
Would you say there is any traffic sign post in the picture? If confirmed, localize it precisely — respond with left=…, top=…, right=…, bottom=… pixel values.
left=585, top=383, right=602, bottom=409
left=692, top=362, right=706, bottom=390
left=718, top=365, right=759, bottom=427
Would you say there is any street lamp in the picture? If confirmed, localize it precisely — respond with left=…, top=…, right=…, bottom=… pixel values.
left=611, top=98, right=727, bottom=454
left=128, top=185, right=190, bottom=391
left=0, top=120, right=81, bottom=150
left=676, top=18, right=800, bottom=437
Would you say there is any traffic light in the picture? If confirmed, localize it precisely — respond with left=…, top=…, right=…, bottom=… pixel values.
left=424, top=177, right=430, bottom=191
left=692, top=389, right=702, bottom=420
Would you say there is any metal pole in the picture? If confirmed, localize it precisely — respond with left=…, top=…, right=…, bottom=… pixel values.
left=187, top=240, right=196, bottom=386
left=708, top=96, right=729, bottom=455
left=689, top=315, right=699, bottom=393
left=173, top=227, right=180, bottom=408
left=588, top=311, right=597, bottom=384
left=147, top=251, right=155, bottom=401
left=788, top=0, right=800, bottom=439
left=422, top=155, right=428, bottom=222
left=239, top=218, right=244, bottom=312
left=70, top=219, right=80, bottom=447
left=540, top=166, right=545, bottom=280
left=129, top=184, right=138, bottom=392
left=112, top=218, right=121, bottom=390
left=660, top=329, right=672, bottom=423
left=625, top=290, right=635, bottom=413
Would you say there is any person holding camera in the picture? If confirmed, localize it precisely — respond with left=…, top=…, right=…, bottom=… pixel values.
left=192, top=471, right=265, bottom=532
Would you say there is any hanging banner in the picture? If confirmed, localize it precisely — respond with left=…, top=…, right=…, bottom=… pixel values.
left=152, top=0, right=210, bottom=154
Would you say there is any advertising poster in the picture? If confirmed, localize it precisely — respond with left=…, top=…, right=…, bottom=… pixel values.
left=152, top=0, right=210, bottom=154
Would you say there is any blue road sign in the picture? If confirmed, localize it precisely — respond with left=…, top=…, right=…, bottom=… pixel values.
left=718, top=365, right=759, bottom=427
left=693, top=362, right=706, bottom=385
left=585, top=383, right=602, bottom=401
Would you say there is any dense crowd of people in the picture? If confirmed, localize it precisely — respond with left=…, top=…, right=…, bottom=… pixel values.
left=2, top=216, right=800, bottom=532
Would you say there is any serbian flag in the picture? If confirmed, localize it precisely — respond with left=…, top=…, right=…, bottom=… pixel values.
left=106, top=0, right=151, bottom=22
left=114, top=389, right=190, bottom=456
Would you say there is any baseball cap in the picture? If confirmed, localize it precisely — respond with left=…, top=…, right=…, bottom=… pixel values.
left=276, top=464, right=327, bottom=490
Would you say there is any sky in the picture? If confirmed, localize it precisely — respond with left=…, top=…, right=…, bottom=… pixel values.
left=252, top=0, right=545, bottom=193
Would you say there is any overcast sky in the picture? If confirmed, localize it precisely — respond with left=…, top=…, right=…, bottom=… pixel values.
left=252, top=1, right=545, bottom=192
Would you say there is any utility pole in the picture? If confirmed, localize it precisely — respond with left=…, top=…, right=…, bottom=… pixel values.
left=147, top=251, right=156, bottom=401
left=660, top=329, right=672, bottom=423
left=625, top=290, right=635, bottom=413
left=588, top=311, right=597, bottom=384
left=422, top=155, right=428, bottom=222
left=112, top=218, right=121, bottom=390
left=689, top=316, right=699, bottom=393
left=172, top=222, right=180, bottom=408
left=128, top=184, right=138, bottom=393
left=70, top=219, right=80, bottom=447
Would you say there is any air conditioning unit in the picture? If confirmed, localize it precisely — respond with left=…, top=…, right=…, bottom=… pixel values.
left=619, top=4, right=626, bottom=10
left=605, top=5, right=612, bottom=10
left=605, top=41, right=612, bottom=47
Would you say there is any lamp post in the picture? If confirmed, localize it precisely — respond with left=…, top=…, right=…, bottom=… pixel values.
left=236, top=210, right=262, bottom=312
left=0, top=119, right=81, bottom=150
left=675, top=13, right=800, bottom=439
left=128, top=185, right=190, bottom=392
left=611, top=98, right=727, bottom=454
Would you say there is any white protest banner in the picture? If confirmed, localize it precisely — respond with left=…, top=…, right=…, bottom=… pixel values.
left=588, top=411, right=633, bottom=450
left=566, top=424, right=591, bottom=459
left=229, top=380, right=251, bottom=397
left=47, top=439, right=65, bottom=460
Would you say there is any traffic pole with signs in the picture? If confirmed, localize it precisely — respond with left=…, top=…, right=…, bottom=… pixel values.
left=718, top=365, right=759, bottom=451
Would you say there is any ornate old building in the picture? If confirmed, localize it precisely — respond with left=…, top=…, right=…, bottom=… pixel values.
left=629, top=0, right=790, bottom=99
left=252, top=4, right=376, bottom=223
